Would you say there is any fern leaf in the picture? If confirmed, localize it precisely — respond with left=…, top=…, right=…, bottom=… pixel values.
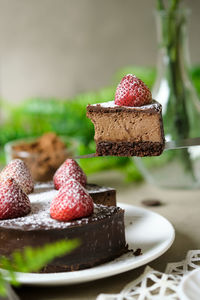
left=0, top=239, right=80, bottom=296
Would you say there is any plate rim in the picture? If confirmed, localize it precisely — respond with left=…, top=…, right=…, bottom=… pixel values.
left=1, top=203, right=175, bottom=286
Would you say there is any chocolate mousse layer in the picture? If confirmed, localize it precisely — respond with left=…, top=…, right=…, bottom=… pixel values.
left=87, top=100, right=165, bottom=157
left=0, top=183, right=125, bottom=272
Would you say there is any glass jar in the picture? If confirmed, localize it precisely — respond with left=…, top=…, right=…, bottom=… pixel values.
left=134, top=9, right=200, bottom=189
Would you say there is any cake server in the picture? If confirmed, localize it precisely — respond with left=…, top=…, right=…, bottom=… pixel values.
left=74, top=136, right=200, bottom=159
left=164, top=136, right=200, bottom=150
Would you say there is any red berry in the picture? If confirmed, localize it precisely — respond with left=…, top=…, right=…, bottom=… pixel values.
left=115, top=74, right=152, bottom=107
left=0, top=178, right=31, bottom=220
left=0, top=159, right=34, bottom=194
left=53, top=159, right=87, bottom=190
left=50, top=178, right=93, bottom=221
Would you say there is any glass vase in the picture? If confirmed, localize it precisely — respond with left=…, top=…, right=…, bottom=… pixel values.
left=134, top=9, right=200, bottom=189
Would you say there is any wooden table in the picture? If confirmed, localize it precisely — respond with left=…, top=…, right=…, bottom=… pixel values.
left=16, top=171, right=200, bottom=300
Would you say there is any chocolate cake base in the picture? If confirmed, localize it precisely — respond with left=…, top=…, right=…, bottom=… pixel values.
left=96, top=141, right=164, bottom=157
left=0, top=183, right=126, bottom=273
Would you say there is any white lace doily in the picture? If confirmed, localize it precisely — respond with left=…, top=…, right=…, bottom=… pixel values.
left=97, top=250, right=200, bottom=300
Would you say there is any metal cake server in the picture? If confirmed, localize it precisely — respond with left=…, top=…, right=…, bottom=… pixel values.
left=164, top=137, right=200, bottom=151
left=74, top=137, right=200, bottom=159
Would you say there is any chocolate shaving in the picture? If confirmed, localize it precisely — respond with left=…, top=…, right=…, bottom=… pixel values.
left=133, top=248, right=142, bottom=256
left=129, top=248, right=143, bottom=256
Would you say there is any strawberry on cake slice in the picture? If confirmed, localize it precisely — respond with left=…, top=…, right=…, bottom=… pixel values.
left=87, top=74, right=165, bottom=157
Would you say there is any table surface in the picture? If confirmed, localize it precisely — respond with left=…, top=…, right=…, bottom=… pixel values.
left=16, top=170, right=200, bottom=300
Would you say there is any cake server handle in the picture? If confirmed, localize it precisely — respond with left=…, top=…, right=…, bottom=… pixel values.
left=73, top=153, right=97, bottom=159
left=73, top=137, right=200, bottom=159
left=164, top=137, right=200, bottom=150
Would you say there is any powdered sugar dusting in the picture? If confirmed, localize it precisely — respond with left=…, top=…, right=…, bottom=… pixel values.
left=86, top=183, right=114, bottom=193
left=0, top=178, right=31, bottom=220
left=0, top=159, right=34, bottom=194
left=91, top=100, right=160, bottom=111
left=34, top=182, right=114, bottom=194
left=0, top=182, right=119, bottom=230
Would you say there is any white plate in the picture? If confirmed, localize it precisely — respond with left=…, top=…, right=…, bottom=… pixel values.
left=8, top=203, right=175, bottom=286
left=178, top=268, right=200, bottom=300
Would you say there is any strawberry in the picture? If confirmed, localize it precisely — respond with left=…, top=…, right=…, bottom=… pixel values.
left=115, top=74, right=152, bottom=107
left=53, top=159, right=87, bottom=190
left=0, top=178, right=31, bottom=220
left=50, top=178, right=93, bottom=221
left=0, top=159, right=34, bottom=194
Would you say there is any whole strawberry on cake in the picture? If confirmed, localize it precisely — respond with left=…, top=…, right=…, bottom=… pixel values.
left=87, top=74, right=165, bottom=157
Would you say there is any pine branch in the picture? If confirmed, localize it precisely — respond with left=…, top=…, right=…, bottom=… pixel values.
left=0, top=273, right=7, bottom=296
left=0, top=239, right=79, bottom=296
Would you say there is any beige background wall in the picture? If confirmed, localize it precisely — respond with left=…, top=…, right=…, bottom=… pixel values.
left=0, top=0, right=199, bottom=102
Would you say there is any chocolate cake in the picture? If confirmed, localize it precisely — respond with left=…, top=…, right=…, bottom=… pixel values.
left=0, top=183, right=126, bottom=272
left=87, top=100, right=165, bottom=157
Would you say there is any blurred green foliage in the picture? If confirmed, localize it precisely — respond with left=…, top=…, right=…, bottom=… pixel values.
left=0, top=239, right=79, bottom=296
left=0, top=65, right=199, bottom=181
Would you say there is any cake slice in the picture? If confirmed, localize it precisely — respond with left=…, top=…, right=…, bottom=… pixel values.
left=87, top=74, right=165, bottom=157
